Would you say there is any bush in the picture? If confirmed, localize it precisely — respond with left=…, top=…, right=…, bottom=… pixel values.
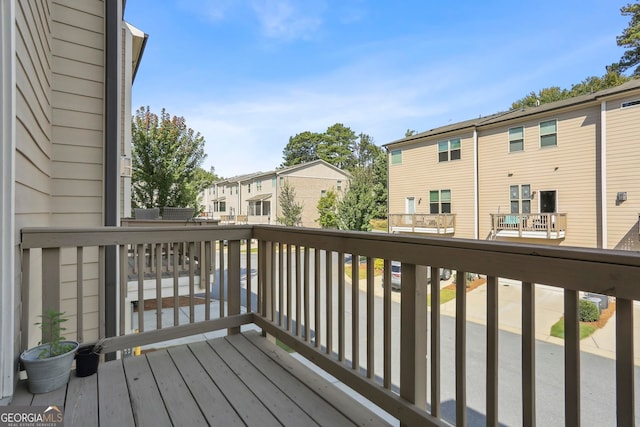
left=579, top=299, right=600, bottom=322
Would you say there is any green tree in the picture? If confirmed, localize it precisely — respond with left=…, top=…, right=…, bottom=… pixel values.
left=616, top=2, right=640, bottom=76
left=281, top=123, right=358, bottom=169
left=278, top=180, right=303, bottom=226
left=131, top=107, right=208, bottom=211
left=337, top=167, right=377, bottom=231
left=316, top=188, right=339, bottom=228
left=318, top=123, right=358, bottom=169
left=281, top=131, right=322, bottom=167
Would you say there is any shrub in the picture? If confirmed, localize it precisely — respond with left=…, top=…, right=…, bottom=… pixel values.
left=579, top=299, right=600, bottom=322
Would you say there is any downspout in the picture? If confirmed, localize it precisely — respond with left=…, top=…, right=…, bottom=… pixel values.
left=0, top=0, right=16, bottom=403
left=104, top=0, right=119, bottom=351
left=600, top=100, right=607, bottom=249
left=473, top=127, right=479, bottom=239
left=384, top=146, right=390, bottom=234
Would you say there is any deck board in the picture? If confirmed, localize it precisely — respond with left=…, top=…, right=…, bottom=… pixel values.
left=166, top=345, right=245, bottom=426
left=12, top=332, right=393, bottom=427
left=97, top=360, right=135, bottom=427
left=226, top=334, right=357, bottom=426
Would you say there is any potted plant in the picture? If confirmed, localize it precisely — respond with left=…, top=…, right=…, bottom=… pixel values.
left=20, top=310, right=79, bottom=393
left=75, top=339, right=103, bottom=377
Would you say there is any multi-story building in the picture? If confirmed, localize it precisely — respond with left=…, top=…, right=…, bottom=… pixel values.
left=201, top=160, right=350, bottom=227
left=385, top=79, right=640, bottom=250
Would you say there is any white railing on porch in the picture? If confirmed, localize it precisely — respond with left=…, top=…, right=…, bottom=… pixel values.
left=20, top=225, right=640, bottom=426
left=389, top=213, right=456, bottom=234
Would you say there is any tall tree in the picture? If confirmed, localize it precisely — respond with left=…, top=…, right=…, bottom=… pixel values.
left=281, top=131, right=322, bottom=167
left=131, top=106, right=208, bottom=211
left=277, top=180, right=303, bottom=226
left=318, top=123, right=358, bottom=169
left=616, top=2, right=640, bottom=76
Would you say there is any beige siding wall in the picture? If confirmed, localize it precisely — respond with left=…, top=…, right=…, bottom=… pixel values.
left=605, top=95, right=640, bottom=250
left=51, top=0, right=104, bottom=227
left=478, top=106, right=600, bottom=247
left=15, top=0, right=54, bottom=348
left=388, top=131, right=476, bottom=238
left=282, top=176, right=346, bottom=228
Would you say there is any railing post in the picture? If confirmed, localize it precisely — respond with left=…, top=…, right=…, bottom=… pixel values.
left=400, top=263, right=427, bottom=416
left=227, top=240, right=241, bottom=335
left=258, top=240, right=272, bottom=321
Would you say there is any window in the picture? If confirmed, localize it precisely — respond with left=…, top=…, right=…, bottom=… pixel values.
left=257, top=180, right=262, bottom=191
left=509, top=126, right=524, bottom=152
left=248, top=201, right=270, bottom=216
left=540, top=120, right=557, bottom=147
left=337, top=180, right=342, bottom=191
left=438, top=138, right=461, bottom=162
left=391, top=149, right=402, bottom=165
left=280, top=177, right=284, bottom=186
left=272, top=177, right=276, bottom=187
left=430, top=190, right=451, bottom=214
left=510, top=184, right=531, bottom=213
left=321, top=190, right=327, bottom=197
left=214, top=201, right=226, bottom=212
left=622, top=99, right=640, bottom=109
left=247, top=183, right=252, bottom=193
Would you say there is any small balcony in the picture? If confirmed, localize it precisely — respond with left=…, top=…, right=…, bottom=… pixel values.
left=491, top=212, right=567, bottom=239
left=14, top=224, right=640, bottom=426
left=389, top=213, right=456, bottom=235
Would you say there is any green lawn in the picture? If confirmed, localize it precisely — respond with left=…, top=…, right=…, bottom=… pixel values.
left=427, top=288, right=457, bottom=306
left=550, top=318, right=598, bottom=340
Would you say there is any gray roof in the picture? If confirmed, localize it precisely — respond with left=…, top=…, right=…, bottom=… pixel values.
left=385, top=78, right=640, bottom=148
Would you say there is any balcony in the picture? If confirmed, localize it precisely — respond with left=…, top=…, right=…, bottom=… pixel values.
left=389, top=213, right=456, bottom=235
left=15, top=225, right=640, bottom=426
left=491, top=212, right=567, bottom=239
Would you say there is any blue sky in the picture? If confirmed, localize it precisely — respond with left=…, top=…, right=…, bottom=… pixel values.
left=124, top=0, right=629, bottom=178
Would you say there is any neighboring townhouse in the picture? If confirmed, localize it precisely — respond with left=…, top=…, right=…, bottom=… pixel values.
left=385, top=79, right=640, bottom=250
left=201, top=160, right=350, bottom=228
left=0, top=1, right=145, bottom=402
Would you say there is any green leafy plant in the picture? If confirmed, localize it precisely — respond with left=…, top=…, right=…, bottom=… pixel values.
left=36, top=310, right=75, bottom=358
left=579, top=299, right=600, bottom=322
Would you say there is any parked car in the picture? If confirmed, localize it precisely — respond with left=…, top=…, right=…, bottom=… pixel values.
left=382, top=261, right=452, bottom=290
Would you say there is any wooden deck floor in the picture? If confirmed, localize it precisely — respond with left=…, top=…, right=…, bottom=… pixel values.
left=12, top=331, right=392, bottom=427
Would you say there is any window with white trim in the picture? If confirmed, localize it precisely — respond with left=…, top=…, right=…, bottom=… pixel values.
left=438, top=138, right=461, bottom=162
left=509, top=126, right=524, bottom=152
left=429, top=190, right=451, bottom=214
left=510, top=184, right=531, bottom=213
left=540, top=119, right=557, bottom=147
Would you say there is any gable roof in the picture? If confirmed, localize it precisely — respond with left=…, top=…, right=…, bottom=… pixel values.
left=385, top=78, right=640, bottom=148
left=214, top=159, right=351, bottom=185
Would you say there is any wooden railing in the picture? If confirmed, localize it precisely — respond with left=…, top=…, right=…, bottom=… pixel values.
left=20, top=225, right=640, bottom=426
left=389, top=213, right=456, bottom=234
left=491, top=212, right=567, bottom=239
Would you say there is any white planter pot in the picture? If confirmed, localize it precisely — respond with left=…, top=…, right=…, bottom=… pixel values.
left=20, top=341, right=79, bottom=393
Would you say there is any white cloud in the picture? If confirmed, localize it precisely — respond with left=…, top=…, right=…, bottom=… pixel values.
left=250, top=0, right=326, bottom=40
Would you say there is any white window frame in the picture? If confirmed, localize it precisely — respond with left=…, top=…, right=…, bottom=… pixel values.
left=621, top=99, right=640, bottom=109
left=438, top=138, right=461, bottom=162
left=539, top=119, right=557, bottom=148
left=391, top=149, right=402, bottom=165
left=508, top=126, right=524, bottom=152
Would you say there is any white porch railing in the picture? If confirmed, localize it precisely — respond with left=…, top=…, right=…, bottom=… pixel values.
left=20, top=225, right=640, bottom=426
left=389, top=213, right=456, bottom=234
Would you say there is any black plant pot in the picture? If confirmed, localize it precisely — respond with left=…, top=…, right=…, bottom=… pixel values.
left=75, top=346, right=100, bottom=377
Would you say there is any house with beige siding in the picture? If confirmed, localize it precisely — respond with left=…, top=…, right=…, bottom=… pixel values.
left=385, top=79, right=640, bottom=250
left=201, top=160, right=350, bottom=227
left=0, top=0, right=145, bottom=403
